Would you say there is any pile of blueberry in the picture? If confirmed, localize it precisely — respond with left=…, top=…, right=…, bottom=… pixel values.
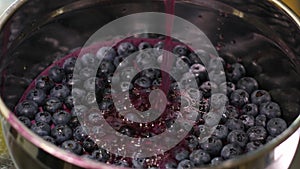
left=14, top=37, right=288, bottom=169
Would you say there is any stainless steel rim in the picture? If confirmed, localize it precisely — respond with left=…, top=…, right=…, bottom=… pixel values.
left=0, top=0, right=299, bottom=168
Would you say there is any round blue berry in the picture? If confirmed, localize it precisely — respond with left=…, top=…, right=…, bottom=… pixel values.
left=225, top=118, right=245, bottom=131
left=26, top=88, right=46, bottom=106
left=18, top=116, right=32, bottom=128
left=35, top=111, right=52, bottom=124
left=200, top=137, right=223, bottom=156
left=117, top=42, right=136, bottom=56
left=241, top=103, right=258, bottom=117
left=251, top=90, right=271, bottom=105
left=211, top=157, right=224, bottom=166
left=35, top=76, right=55, bottom=93
left=230, top=89, right=249, bottom=108
left=239, top=115, right=255, bottom=128
left=31, top=121, right=51, bottom=136
left=221, top=143, right=242, bottom=159
left=227, top=130, right=248, bottom=147
left=91, top=148, right=110, bottom=162
left=61, top=140, right=83, bottom=155
left=189, top=149, right=211, bottom=166
left=52, top=110, right=71, bottom=125
left=236, top=77, right=258, bottom=94
left=212, top=125, right=229, bottom=139
left=226, top=63, right=246, bottom=83
left=50, top=84, right=70, bottom=101
left=15, top=100, right=38, bottom=119
left=259, top=101, right=281, bottom=119
left=247, top=126, right=267, bottom=142
left=267, top=118, right=287, bottom=136
left=96, top=46, right=117, bottom=61
left=43, top=97, right=63, bottom=113
left=51, top=124, right=73, bottom=144
left=48, top=65, right=65, bottom=83
left=138, top=42, right=152, bottom=50
left=246, top=141, right=263, bottom=152
left=177, top=160, right=194, bottom=169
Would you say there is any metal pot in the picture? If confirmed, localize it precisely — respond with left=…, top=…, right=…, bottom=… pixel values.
left=0, top=0, right=299, bottom=169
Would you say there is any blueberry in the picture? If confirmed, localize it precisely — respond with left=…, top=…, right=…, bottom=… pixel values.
left=50, top=84, right=70, bottom=101
left=266, top=136, right=275, bottom=143
left=91, top=148, right=110, bottom=162
left=236, top=77, right=258, bottom=94
left=247, top=126, right=267, bottom=142
left=246, top=141, right=263, bottom=152
left=52, top=110, right=71, bottom=125
left=163, top=159, right=178, bottom=169
left=61, top=140, right=83, bottom=155
left=134, top=76, right=151, bottom=88
left=267, top=118, right=287, bottom=136
left=132, top=157, right=146, bottom=168
left=259, top=101, right=281, bottom=119
left=184, top=135, right=199, bottom=151
left=68, top=116, right=81, bottom=129
left=225, top=118, right=245, bottom=131
left=42, top=135, right=56, bottom=144
left=189, top=149, right=211, bottom=166
left=219, top=82, right=236, bottom=96
left=177, top=159, right=194, bottom=169
left=241, top=103, right=258, bottom=117
left=35, top=76, right=55, bottom=93
left=64, top=96, right=75, bottom=109
left=211, top=157, right=223, bottom=166
left=48, top=66, right=65, bottom=83
left=31, top=121, right=51, bottom=136
left=43, top=97, right=63, bottom=113
left=221, top=143, right=242, bottom=160
left=230, top=89, right=249, bottom=108
left=115, top=159, right=130, bottom=167
left=173, top=45, right=188, bottom=56
left=98, top=60, right=115, bottom=74
left=153, top=41, right=164, bottom=56
left=199, top=81, right=218, bottom=98
left=35, top=111, right=52, bottom=124
left=193, top=125, right=208, bottom=137
left=117, top=42, right=136, bottom=56
left=83, top=138, right=98, bottom=153
left=18, top=116, right=32, bottom=128
left=51, top=124, right=73, bottom=144
left=255, top=114, right=267, bottom=127
left=200, top=137, right=223, bottom=156
left=251, top=90, right=271, bottom=105
left=189, top=64, right=207, bottom=81
left=119, top=126, right=135, bottom=137
left=80, top=53, right=97, bottom=67
left=173, top=148, right=189, bottom=161
left=73, top=126, right=89, bottom=141
left=138, top=42, right=152, bottom=50
left=227, top=130, right=248, bottom=147
left=212, top=125, right=229, bottom=139
left=239, top=115, right=255, bottom=128
left=26, top=88, right=46, bottom=105
left=98, top=100, right=113, bottom=110
left=136, top=51, right=155, bottom=68
left=222, top=105, right=239, bottom=121
left=96, top=46, right=117, bottom=61
left=15, top=100, right=38, bottom=119
left=226, top=63, right=246, bottom=83
left=63, top=73, right=81, bottom=88
left=63, top=57, right=78, bottom=74
left=141, top=68, right=160, bottom=81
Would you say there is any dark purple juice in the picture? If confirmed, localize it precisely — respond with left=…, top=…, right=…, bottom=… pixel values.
left=8, top=0, right=298, bottom=169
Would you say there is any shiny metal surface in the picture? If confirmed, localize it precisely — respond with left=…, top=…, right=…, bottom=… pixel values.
left=0, top=0, right=299, bottom=169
